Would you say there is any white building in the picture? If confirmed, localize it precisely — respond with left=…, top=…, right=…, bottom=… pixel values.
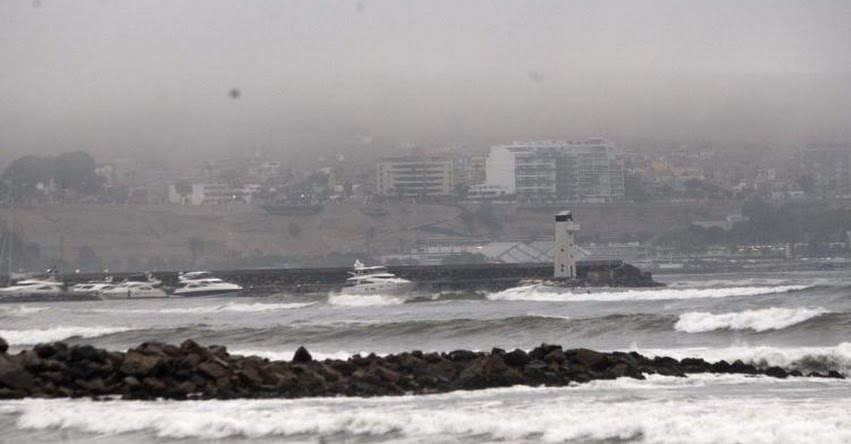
left=376, top=156, right=454, bottom=197
left=554, top=211, right=580, bottom=278
left=168, top=183, right=261, bottom=205
left=485, top=138, right=624, bottom=202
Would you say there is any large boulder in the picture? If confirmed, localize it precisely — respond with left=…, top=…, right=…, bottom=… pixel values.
left=120, top=350, right=163, bottom=377
left=0, top=358, right=34, bottom=391
left=293, top=346, right=313, bottom=363
left=573, top=348, right=606, bottom=368
left=503, top=349, right=530, bottom=367
left=0, top=337, right=8, bottom=354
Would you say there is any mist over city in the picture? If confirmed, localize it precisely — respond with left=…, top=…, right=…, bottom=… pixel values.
left=1, top=2, right=851, bottom=443
left=2, top=1, right=851, bottom=164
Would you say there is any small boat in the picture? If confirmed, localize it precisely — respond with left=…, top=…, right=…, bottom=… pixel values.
left=340, top=260, right=414, bottom=295
left=172, top=271, right=243, bottom=297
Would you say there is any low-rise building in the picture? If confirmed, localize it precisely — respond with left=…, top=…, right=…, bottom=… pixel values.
left=376, top=156, right=454, bottom=197
left=167, top=183, right=261, bottom=205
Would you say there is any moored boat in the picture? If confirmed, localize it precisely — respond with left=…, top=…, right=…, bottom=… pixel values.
left=340, top=260, right=414, bottom=295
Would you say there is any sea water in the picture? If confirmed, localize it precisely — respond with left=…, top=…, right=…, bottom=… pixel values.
left=1, top=270, right=850, bottom=443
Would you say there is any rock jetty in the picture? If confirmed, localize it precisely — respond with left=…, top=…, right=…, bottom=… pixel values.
left=0, top=338, right=844, bottom=400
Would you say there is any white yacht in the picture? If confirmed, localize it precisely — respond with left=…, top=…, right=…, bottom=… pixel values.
left=0, top=277, right=65, bottom=299
left=99, top=280, right=168, bottom=299
left=70, top=277, right=115, bottom=295
left=172, top=271, right=243, bottom=297
left=340, top=260, right=414, bottom=295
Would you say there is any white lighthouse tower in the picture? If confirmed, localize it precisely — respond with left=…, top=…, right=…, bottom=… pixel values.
left=554, top=211, right=580, bottom=278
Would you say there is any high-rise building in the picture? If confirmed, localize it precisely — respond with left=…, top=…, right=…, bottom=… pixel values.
left=485, top=138, right=624, bottom=202
left=376, top=157, right=454, bottom=197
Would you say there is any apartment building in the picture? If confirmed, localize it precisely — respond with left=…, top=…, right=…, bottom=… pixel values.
left=485, top=138, right=624, bottom=202
left=376, top=156, right=454, bottom=197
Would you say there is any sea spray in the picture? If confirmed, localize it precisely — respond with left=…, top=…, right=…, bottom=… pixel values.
left=674, top=307, right=829, bottom=333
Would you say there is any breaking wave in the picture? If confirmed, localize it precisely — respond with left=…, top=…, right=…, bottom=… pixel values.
left=0, top=305, right=51, bottom=316
left=674, top=307, right=830, bottom=333
left=327, top=294, right=406, bottom=306
left=0, top=326, right=135, bottom=345
left=6, top=382, right=850, bottom=443
left=635, top=342, right=851, bottom=373
left=86, top=302, right=315, bottom=314
left=487, top=284, right=812, bottom=302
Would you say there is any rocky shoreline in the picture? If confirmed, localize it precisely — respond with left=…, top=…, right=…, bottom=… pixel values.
left=0, top=338, right=844, bottom=400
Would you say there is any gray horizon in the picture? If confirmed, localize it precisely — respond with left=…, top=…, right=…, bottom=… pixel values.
left=2, top=0, right=850, bottom=164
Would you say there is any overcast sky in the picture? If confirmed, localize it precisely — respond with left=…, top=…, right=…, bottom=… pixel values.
left=2, top=0, right=850, bottom=163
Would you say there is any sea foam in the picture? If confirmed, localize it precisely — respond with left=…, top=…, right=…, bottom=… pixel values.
left=635, top=342, right=851, bottom=373
left=674, top=306, right=829, bottom=333
left=6, top=380, right=850, bottom=443
left=327, top=294, right=405, bottom=307
left=85, top=301, right=314, bottom=314
left=0, top=326, right=134, bottom=345
left=487, top=284, right=811, bottom=302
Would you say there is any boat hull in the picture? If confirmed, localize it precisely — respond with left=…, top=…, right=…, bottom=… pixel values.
left=172, top=289, right=242, bottom=298
left=339, top=282, right=414, bottom=296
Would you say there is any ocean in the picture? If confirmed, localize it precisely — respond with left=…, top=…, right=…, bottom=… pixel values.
left=1, top=270, right=850, bottom=443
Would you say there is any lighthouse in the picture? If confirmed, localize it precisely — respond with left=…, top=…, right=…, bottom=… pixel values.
left=554, top=211, right=580, bottom=278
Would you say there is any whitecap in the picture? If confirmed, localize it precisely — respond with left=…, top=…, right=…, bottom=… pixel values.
left=327, top=294, right=405, bottom=306
left=7, top=382, right=851, bottom=443
left=674, top=306, right=829, bottom=333
left=487, top=284, right=811, bottom=302
left=633, top=342, right=851, bottom=373
left=0, top=326, right=134, bottom=345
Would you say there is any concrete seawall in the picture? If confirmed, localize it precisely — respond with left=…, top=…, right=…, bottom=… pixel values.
left=59, top=260, right=658, bottom=295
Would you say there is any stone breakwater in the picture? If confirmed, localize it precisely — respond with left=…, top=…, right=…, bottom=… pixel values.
left=0, top=337, right=844, bottom=400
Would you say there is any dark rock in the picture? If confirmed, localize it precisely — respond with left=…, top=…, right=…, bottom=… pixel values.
left=293, top=346, right=313, bottom=363
left=180, top=340, right=210, bottom=358
left=530, top=344, right=562, bottom=361
left=18, top=351, right=43, bottom=371
left=710, top=360, right=732, bottom=373
left=789, top=370, right=803, bottom=377
left=764, top=366, right=788, bottom=379
left=422, top=352, right=444, bottom=364
left=142, top=376, right=168, bottom=392
left=397, top=353, right=427, bottom=371
left=34, top=343, right=57, bottom=359
left=730, top=360, right=758, bottom=375
left=0, top=359, right=35, bottom=390
left=1, top=340, right=840, bottom=400
left=680, top=357, right=709, bottom=372
left=574, top=348, right=605, bottom=368
left=71, top=345, right=104, bottom=363
left=446, top=350, right=478, bottom=362
left=0, top=337, right=7, bottom=354
left=209, top=345, right=228, bottom=359
left=544, top=349, right=567, bottom=365
left=495, top=350, right=525, bottom=368
left=653, top=356, right=680, bottom=368
left=120, top=350, right=163, bottom=377
left=827, top=371, right=846, bottom=379
left=0, top=387, right=26, bottom=399
left=199, top=361, right=229, bottom=380
left=43, top=359, right=66, bottom=372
